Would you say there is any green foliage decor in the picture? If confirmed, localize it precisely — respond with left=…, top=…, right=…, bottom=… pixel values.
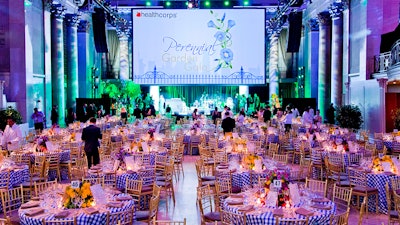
left=0, top=106, right=22, bottom=131
left=335, top=104, right=363, bottom=130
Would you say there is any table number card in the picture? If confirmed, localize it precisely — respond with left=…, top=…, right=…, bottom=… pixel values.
left=90, top=184, right=107, bottom=205
left=71, top=180, right=80, bottom=188
left=289, top=183, right=300, bottom=205
left=273, top=180, right=282, bottom=189
left=113, top=160, right=120, bottom=172
left=265, top=191, right=278, bottom=207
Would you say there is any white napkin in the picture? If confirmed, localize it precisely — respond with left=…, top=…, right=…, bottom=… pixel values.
left=113, top=160, right=120, bottom=172
left=265, top=191, right=278, bottom=207
left=289, top=183, right=300, bottom=205
left=142, top=142, right=149, bottom=152
left=382, top=162, right=392, bottom=172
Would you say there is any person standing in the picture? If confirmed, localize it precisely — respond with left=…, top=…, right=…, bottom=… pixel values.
left=192, top=108, right=199, bottom=120
left=221, top=111, right=235, bottom=138
left=66, top=107, right=76, bottom=126
left=2, top=116, right=22, bottom=151
left=263, top=106, right=272, bottom=123
left=31, top=108, right=44, bottom=131
left=212, top=107, right=219, bottom=125
left=326, top=103, right=335, bottom=124
left=50, top=105, right=59, bottom=126
left=133, top=104, right=142, bottom=119
left=81, top=117, right=102, bottom=168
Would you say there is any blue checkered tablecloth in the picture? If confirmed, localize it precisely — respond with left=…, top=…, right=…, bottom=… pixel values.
left=18, top=193, right=136, bottom=225
left=223, top=197, right=335, bottom=225
left=89, top=170, right=155, bottom=190
left=0, top=167, right=30, bottom=213
left=366, top=173, right=397, bottom=214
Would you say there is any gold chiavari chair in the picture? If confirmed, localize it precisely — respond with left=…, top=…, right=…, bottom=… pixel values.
left=332, top=184, right=353, bottom=213
left=220, top=208, right=246, bottom=225
left=347, top=167, right=379, bottom=216
left=358, top=198, right=366, bottom=225
left=272, top=153, right=288, bottom=165
left=34, top=180, right=57, bottom=197
left=46, top=153, right=61, bottom=181
left=190, top=134, right=202, bottom=155
left=197, top=185, right=221, bottom=225
left=386, top=182, right=400, bottom=225
left=195, top=160, right=215, bottom=187
left=156, top=161, right=175, bottom=206
left=135, top=195, right=160, bottom=223
left=0, top=170, right=10, bottom=190
left=0, top=185, right=24, bottom=217
left=106, top=207, right=134, bottom=225
left=0, top=216, right=11, bottom=225
left=267, top=143, right=279, bottom=158
left=305, top=178, right=328, bottom=198
left=391, top=176, right=400, bottom=191
left=329, top=206, right=350, bottom=225
left=82, top=177, right=104, bottom=187
left=73, top=157, right=87, bottom=179
left=173, top=144, right=185, bottom=179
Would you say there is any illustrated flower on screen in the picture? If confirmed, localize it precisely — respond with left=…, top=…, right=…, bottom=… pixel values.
left=207, top=10, right=236, bottom=72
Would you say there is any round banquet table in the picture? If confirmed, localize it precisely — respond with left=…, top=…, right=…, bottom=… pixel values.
left=223, top=190, right=336, bottom=225
left=19, top=192, right=136, bottom=225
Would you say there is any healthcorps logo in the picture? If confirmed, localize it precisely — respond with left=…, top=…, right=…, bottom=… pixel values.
left=136, top=11, right=177, bottom=19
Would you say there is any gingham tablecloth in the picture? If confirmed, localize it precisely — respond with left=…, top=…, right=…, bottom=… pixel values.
left=19, top=193, right=136, bottom=225
left=366, top=172, right=398, bottom=214
left=223, top=197, right=335, bottom=225
left=89, top=169, right=155, bottom=190
left=0, top=167, right=30, bottom=213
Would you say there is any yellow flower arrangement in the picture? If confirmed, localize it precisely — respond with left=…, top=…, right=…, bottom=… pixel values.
left=70, top=132, right=76, bottom=141
left=372, top=155, right=397, bottom=173
left=243, top=154, right=260, bottom=170
left=62, top=181, right=94, bottom=209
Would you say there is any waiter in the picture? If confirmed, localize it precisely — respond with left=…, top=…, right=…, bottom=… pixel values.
left=81, top=117, right=102, bottom=168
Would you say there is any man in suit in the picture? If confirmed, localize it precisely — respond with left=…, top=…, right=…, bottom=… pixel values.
left=221, top=111, right=235, bottom=139
left=263, top=106, right=272, bottom=123
left=81, top=117, right=102, bottom=168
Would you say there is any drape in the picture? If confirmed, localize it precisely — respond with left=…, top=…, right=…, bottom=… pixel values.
left=278, top=29, right=288, bottom=78
left=107, top=30, right=120, bottom=78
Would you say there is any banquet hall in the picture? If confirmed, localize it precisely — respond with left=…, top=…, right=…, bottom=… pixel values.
left=0, top=0, right=400, bottom=224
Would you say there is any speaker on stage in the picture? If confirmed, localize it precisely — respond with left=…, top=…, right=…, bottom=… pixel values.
left=287, top=11, right=303, bottom=53
left=92, top=8, right=108, bottom=53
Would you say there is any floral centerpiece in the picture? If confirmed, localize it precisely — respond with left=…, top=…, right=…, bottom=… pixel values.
left=63, top=181, right=94, bottom=209
left=35, top=135, right=49, bottom=152
left=148, top=128, right=156, bottom=139
left=70, top=132, right=76, bottom=141
left=372, top=155, right=397, bottom=173
left=243, top=154, right=260, bottom=170
left=264, top=171, right=290, bottom=207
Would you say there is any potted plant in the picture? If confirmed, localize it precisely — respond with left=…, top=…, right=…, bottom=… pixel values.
left=335, top=105, right=363, bottom=131
left=0, top=106, right=23, bottom=131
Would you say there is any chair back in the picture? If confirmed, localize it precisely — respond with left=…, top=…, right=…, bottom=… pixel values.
left=221, top=208, right=246, bottom=225
left=332, top=184, right=353, bottom=210
left=82, top=177, right=104, bottom=187
left=272, top=154, right=288, bottom=164
left=34, top=180, right=57, bottom=197
left=329, top=207, right=350, bottom=225
left=305, top=178, right=327, bottom=197
left=106, top=207, right=134, bottom=225
left=0, top=185, right=24, bottom=216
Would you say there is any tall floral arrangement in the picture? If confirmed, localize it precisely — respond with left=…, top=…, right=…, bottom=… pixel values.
left=63, top=181, right=94, bottom=209
left=264, top=171, right=290, bottom=207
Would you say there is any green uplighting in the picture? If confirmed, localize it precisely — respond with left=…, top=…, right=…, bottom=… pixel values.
left=165, top=1, right=171, bottom=7
left=146, top=1, right=152, bottom=6
left=243, top=0, right=249, bottom=6
left=185, top=1, right=188, bottom=6
left=204, top=1, right=210, bottom=7
left=224, top=1, right=230, bottom=6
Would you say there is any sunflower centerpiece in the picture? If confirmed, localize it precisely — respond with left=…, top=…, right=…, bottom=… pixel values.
left=243, top=154, right=260, bottom=170
left=62, top=181, right=94, bottom=209
left=372, top=155, right=398, bottom=173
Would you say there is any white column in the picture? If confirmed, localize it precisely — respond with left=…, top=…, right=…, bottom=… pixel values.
left=378, top=78, right=387, bottom=132
left=329, top=1, right=345, bottom=106
left=268, top=32, right=280, bottom=99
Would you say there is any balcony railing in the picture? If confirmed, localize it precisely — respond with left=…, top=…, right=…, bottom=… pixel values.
left=374, top=39, right=400, bottom=73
